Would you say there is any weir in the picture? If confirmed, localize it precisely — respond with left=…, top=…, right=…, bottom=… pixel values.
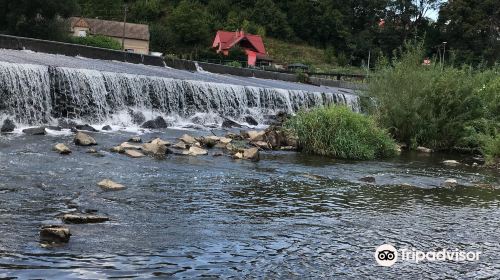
left=0, top=60, right=360, bottom=127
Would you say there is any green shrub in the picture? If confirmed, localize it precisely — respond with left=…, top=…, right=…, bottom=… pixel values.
left=369, top=42, right=500, bottom=157
left=286, top=106, right=397, bottom=160
left=69, top=35, right=122, bottom=50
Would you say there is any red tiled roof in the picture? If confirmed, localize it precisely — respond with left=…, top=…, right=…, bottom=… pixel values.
left=213, top=31, right=266, bottom=54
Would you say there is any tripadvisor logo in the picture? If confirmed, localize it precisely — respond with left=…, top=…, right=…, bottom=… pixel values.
left=374, top=244, right=481, bottom=267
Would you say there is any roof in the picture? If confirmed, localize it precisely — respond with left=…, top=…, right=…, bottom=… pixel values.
left=213, top=31, right=266, bottom=54
left=69, top=17, right=150, bottom=41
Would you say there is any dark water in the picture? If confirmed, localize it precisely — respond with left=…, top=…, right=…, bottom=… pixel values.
left=0, top=129, right=499, bottom=279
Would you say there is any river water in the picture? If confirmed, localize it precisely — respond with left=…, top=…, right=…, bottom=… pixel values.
left=0, top=129, right=499, bottom=279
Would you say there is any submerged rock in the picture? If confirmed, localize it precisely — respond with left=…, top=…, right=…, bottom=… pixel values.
left=360, top=176, right=376, bottom=183
left=54, top=143, right=71, bottom=155
left=22, top=127, right=46, bottom=135
left=128, top=136, right=142, bottom=143
left=244, top=115, right=259, bottom=126
left=74, top=132, right=97, bottom=146
left=129, top=109, right=146, bottom=125
left=443, top=179, right=458, bottom=188
left=86, top=148, right=98, bottom=154
left=1, top=119, right=16, bottom=133
left=416, top=146, right=433, bottom=153
left=40, top=225, right=71, bottom=244
left=124, top=149, right=145, bottom=158
left=443, top=160, right=460, bottom=166
left=98, top=179, right=125, bottom=191
left=141, top=116, right=168, bottom=129
left=61, top=214, right=109, bottom=224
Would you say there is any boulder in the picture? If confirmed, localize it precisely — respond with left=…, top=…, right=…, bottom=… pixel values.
left=243, top=147, right=260, bottom=161
left=53, top=143, right=71, bottom=155
left=129, top=109, right=146, bottom=125
left=1, top=119, right=16, bottom=133
left=184, top=146, right=208, bottom=156
left=46, top=126, right=62, bottom=131
left=141, top=116, right=168, bottom=129
left=443, top=160, right=460, bottom=166
left=143, top=142, right=167, bottom=157
left=40, top=225, right=71, bottom=244
left=22, top=127, right=46, bottom=135
left=61, top=214, right=109, bottom=224
left=222, top=118, right=242, bottom=128
left=75, top=124, right=98, bottom=132
left=247, top=130, right=266, bottom=141
left=416, top=146, right=433, bottom=153
left=199, top=137, right=218, bottom=148
left=98, top=179, right=125, bottom=191
left=102, top=125, right=112, bottom=131
left=219, top=137, right=232, bottom=144
left=180, top=134, right=198, bottom=145
left=443, top=179, right=458, bottom=188
left=225, top=132, right=244, bottom=140
left=244, top=115, right=259, bottom=126
left=74, top=132, right=97, bottom=146
left=124, top=149, right=145, bottom=158
left=128, top=136, right=142, bottom=143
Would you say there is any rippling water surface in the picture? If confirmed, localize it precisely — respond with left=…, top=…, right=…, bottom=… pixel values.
left=0, top=129, right=499, bottom=279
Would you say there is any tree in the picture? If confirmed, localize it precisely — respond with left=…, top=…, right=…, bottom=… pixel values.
left=0, top=0, right=79, bottom=41
left=438, top=0, right=500, bottom=65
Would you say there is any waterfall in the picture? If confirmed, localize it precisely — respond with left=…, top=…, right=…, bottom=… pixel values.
left=0, top=61, right=360, bottom=127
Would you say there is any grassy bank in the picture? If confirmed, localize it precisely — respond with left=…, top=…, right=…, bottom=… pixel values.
left=369, top=42, right=500, bottom=163
left=286, top=106, right=397, bottom=160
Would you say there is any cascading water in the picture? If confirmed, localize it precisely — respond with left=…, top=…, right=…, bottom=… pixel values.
left=0, top=61, right=360, bottom=127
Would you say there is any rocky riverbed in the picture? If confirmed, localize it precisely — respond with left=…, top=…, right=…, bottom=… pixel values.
left=0, top=125, right=499, bottom=278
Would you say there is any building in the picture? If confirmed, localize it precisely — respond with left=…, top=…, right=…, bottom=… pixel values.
left=212, top=30, right=272, bottom=67
left=69, top=17, right=150, bottom=54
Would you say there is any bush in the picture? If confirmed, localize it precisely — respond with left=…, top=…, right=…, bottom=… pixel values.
left=369, top=42, right=500, bottom=158
left=69, top=35, right=122, bottom=50
left=286, top=106, right=397, bottom=160
left=226, top=61, right=243, bottom=68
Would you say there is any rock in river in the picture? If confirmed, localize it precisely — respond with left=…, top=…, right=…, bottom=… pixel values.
left=183, top=146, right=208, bottom=156
left=61, top=214, right=109, bottom=224
left=74, top=132, right=97, bottom=146
left=98, top=179, right=126, bottom=191
left=222, top=118, right=242, bottom=128
left=443, top=160, right=460, bottom=166
left=53, top=143, right=71, bottom=155
left=124, top=149, right=145, bottom=158
left=1, top=119, right=15, bottom=133
left=141, top=116, right=169, bottom=129
left=360, top=176, right=376, bottom=183
left=443, top=179, right=458, bottom=188
left=22, top=127, right=46, bottom=135
left=143, top=142, right=167, bottom=157
left=40, top=225, right=71, bottom=244
left=416, top=146, right=433, bottom=153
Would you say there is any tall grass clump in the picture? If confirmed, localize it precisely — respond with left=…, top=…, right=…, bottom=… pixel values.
left=369, top=41, right=500, bottom=161
left=286, top=106, right=397, bottom=160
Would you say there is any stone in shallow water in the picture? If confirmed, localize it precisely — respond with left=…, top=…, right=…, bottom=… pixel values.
left=128, top=136, right=142, bottom=143
left=244, top=115, right=258, bottom=126
left=74, top=132, right=97, bottom=146
left=1, top=119, right=16, bottom=133
left=443, top=179, right=458, bottom=188
left=243, top=147, right=260, bottom=161
left=443, top=160, right=460, bottom=166
left=40, top=225, right=71, bottom=244
left=142, top=142, right=167, bottom=157
left=179, top=134, right=198, bottom=145
left=247, top=130, right=266, bottom=141
left=141, top=116, right=169, bottom=129
left=98, top=179, right=126, bottom=191
left=75, top=124, right=98, bottom=132
left=222, top=118, right=242, bottom=128
left=54, top=143, right=71, bottom=155
left=102, top=125, right=112, bottom=131
left=149, top=138, right=171, bottom=146
left=183, top=146, right=208, bottom=156
left=124, top=149, right=145, bottom=158
left=416, top=146, right=433, bottom=153
left=359, top=176, right=376, bottom=183
left=120, top=142, right=142, bottom=150
left=61, top=214, right=109, bottom=224
left=22, top=127, right=46, bottom=135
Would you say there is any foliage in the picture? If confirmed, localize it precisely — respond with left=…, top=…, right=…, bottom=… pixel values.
left=225, top=61, right=242, bottom=68
left=369, top=42, right=500, bottom=160
left=286, top=106, right=397, bottom=160
left=69, top=35, right=122, bottom=50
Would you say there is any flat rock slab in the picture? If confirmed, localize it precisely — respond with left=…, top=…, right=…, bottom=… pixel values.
left=61, top=214, right=109, bottom=224
left=124, top=149, right=145, bottom=158
left=40, top=225, right=71, bottom=243
left=98, top=179, right=126, bottom=191
left=22, top=127, right=46, bottom=135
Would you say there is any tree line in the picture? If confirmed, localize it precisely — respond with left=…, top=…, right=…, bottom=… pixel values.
left=0, top=0, right=498, bottom=66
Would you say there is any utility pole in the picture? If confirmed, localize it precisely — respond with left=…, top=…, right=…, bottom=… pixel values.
left=121, top=4, right=128, bottom=51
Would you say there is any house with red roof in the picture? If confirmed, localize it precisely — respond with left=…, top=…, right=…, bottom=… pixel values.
left=212, top=30, right=272, bottom=67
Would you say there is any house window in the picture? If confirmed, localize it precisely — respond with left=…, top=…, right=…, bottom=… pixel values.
left=78, top=30, right=87, bottom=37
